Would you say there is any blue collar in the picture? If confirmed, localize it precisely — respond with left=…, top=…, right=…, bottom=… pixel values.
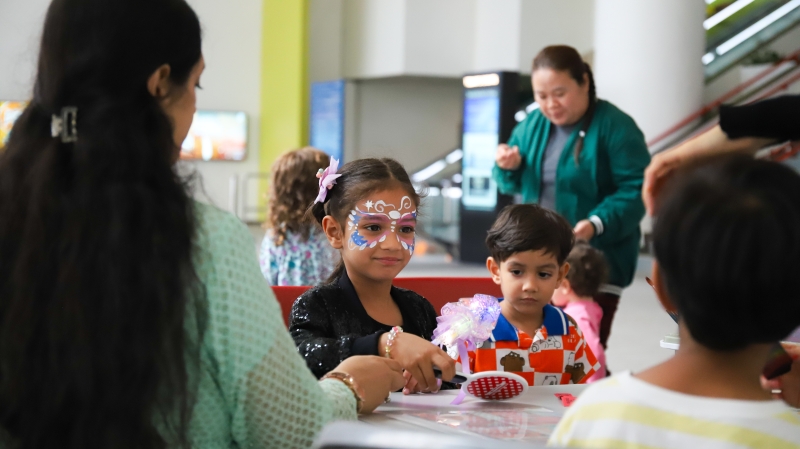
left=491, top=302, right=569, bottom=341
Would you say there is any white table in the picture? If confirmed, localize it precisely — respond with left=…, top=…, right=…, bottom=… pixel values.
left=359, top=384, right=587, bottom=443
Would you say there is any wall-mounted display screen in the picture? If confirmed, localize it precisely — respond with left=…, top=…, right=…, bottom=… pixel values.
left=180, top=110, right=247, bottom=161
left=461, top=87, right=500, bottom=210
left=0, top=101, right=27, bottom=151
left=310, top=80, right=345, bottom=162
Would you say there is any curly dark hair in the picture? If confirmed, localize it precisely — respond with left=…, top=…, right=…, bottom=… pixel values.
left=266, top=147, right=330, bottom=246
left=0, top=1, right=205, bottom=448
left=565, top=241, right=608, bottom=297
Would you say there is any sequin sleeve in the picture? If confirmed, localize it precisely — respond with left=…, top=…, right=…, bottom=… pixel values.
left=192, top=203, right=356, bottom=448
left=289, top=292, right=375, bottom=378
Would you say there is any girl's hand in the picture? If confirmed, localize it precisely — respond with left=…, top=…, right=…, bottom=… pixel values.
left=496, top=144, right=522, bottom=170
left=332, top=355, right=405, bottom=413
left=761, top=342, right=800, bottom=408
left=380, top=332, right=455, bottom=392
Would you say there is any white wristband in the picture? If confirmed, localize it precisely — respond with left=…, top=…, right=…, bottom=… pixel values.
left=589, top=215, right=604, bottom=236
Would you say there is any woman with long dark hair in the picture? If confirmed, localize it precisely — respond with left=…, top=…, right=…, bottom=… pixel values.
left=0, top=1, right=402, bottom=448
left=494, top=45, right=651, bottom=363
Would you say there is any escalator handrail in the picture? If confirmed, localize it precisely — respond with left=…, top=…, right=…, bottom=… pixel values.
left=648, top=47, right=800, bottom=148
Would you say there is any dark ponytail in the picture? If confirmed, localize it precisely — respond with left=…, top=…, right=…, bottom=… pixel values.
left=307, top=158, right=421, bottom=284
left=0, top=1, right=204, bottom=448
left=532, top=45, right=597, bottom=164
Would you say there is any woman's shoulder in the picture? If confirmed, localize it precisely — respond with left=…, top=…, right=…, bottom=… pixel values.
left=594, top=100, right=641, bottom=130
left=195, top=201, right=249, bottom=242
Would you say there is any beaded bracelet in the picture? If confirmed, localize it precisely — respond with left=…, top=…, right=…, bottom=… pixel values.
left=384, top=326, right=403, bottom=358
left=321, top=371, right=365, bottom=413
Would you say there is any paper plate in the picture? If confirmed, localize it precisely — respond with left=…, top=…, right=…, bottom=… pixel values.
left=463, top=371, right=527, bottom=400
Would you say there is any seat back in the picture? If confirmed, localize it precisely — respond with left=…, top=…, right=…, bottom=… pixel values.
left=271, top=277, right=500, bottom=327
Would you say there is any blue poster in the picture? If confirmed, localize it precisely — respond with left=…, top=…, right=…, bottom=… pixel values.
left=310, top=80, right=345, bottom=162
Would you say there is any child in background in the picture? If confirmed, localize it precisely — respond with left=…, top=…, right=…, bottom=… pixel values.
left=260, top=147, right=340, bottom=286
left=461, top=204, right=600, bottom=385
left=550, top=156, right=800, bottom=448
left=290, top=157, right=456, bottom=392
left=551, top=241, right=608, bottom=382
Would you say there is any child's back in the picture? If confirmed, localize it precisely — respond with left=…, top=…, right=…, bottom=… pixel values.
left=550, top=156, right=800, bottom=448
left=261, top=147, right=340, bottom=286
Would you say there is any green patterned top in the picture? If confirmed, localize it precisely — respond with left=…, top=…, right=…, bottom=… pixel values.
left=0, top=202, right=356, bottom=448
left=187, top=202, right=356, bottom=448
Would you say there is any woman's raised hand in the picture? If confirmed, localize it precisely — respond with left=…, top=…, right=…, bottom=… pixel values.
left=380, top=332, right=456, bottom=393
left=761, top=342, right=800, bottom=408
left=496, top=144, right=522, bottom=170
left=332, top=355, right=405, bottom=413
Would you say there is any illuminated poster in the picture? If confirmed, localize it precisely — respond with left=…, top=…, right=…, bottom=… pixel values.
left=310, top=80, right=345, bottom=162
left=0, top=101, right=27, bottom=150
left=461, top=87, right=500, bottom=210
left=180, top=110, right=247, bottom=161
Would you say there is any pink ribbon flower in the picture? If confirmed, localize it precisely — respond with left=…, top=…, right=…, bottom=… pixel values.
left=314, top=157, right=342, bottom=204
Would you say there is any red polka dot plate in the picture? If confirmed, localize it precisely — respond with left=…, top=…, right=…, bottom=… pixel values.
left=463, top=371, right=528, bottom=401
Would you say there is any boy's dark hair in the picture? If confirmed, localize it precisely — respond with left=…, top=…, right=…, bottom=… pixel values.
left=486, top=204, right=574, bottom=264
left=566, top=241, right=608, bottom=297
left=654, top=155, right=800, bottom=351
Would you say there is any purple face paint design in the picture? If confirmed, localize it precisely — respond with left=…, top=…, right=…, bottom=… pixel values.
left=347, top=196, right=417, bottom=255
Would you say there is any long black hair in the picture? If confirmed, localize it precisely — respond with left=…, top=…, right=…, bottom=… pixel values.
left=308, top=158, right=420, bottom=283
left=0, top=1, right=205, bottom=448
left=532, top=45, right=597, bottom=164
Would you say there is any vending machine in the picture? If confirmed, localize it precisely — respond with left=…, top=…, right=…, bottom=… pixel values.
left=459, top=72, right=519, bottom=263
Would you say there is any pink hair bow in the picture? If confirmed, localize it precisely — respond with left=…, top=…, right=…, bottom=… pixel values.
left=314, top=157, right=342, bottom=204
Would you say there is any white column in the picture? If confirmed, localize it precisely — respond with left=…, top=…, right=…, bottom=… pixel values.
left=593, top=0, right=706, bottom=141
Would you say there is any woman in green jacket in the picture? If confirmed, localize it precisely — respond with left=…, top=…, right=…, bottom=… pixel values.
left=493, top=45, right=650, bottom=356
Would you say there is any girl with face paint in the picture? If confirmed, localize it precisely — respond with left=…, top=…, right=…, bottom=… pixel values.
left=290, top=158, right=457, bottom=394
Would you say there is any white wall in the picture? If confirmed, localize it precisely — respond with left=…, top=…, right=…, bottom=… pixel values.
left=181, top=0, right=263, bottom=213
left=343, top=0, right=406, bottom=78
left=472, top=0, right=521, bottom=72
left=518, top=0, right=595, bottom=72
left=310, top=0, right=344, bottom=83
left=0, top=0, right=49, bottom=100
left=351, top=76, right=463, bottom=171
left=594, top=0, right=706, bottom=140
left=0, top=0, right=263, bottom=214
left=404, top=0, right=474, bottom=76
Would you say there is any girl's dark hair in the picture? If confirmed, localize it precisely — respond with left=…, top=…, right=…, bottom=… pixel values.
left=532, top=45, right=597, bottom=164
left=309, top=158, right=420, bottom=283
left=266, top=147, right=330, bottom=246
left=486, top=204, right=574, bottom=265
left=653, top=156, right=800, bottom=351
left=565, top=241, right=608, bottom=298
left=0, top=1, right=204, bottom=448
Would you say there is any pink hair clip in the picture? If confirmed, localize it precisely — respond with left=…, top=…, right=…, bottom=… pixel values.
left=314, top=157, right=342, bottom=204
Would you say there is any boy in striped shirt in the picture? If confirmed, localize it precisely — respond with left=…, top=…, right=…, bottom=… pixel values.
left=459, top=204, right=600, bottom=385
left=549, top=156, right=800, bottom=448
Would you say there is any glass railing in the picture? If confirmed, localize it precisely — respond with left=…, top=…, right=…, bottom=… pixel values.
left=704, top=0, right=800, bottom=79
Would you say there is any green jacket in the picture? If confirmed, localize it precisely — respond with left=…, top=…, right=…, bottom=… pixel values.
left=492, top=100, right=650, bottom=288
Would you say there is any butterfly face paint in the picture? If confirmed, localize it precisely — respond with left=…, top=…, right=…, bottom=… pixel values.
left=347, top=195, right=417, bottom=255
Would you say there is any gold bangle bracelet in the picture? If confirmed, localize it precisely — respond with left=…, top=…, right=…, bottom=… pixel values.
left=321, top=371, right=365, bottom=413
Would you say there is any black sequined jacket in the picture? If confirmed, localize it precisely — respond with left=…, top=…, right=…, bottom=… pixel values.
left=289, top=273, right=438, bottom=379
